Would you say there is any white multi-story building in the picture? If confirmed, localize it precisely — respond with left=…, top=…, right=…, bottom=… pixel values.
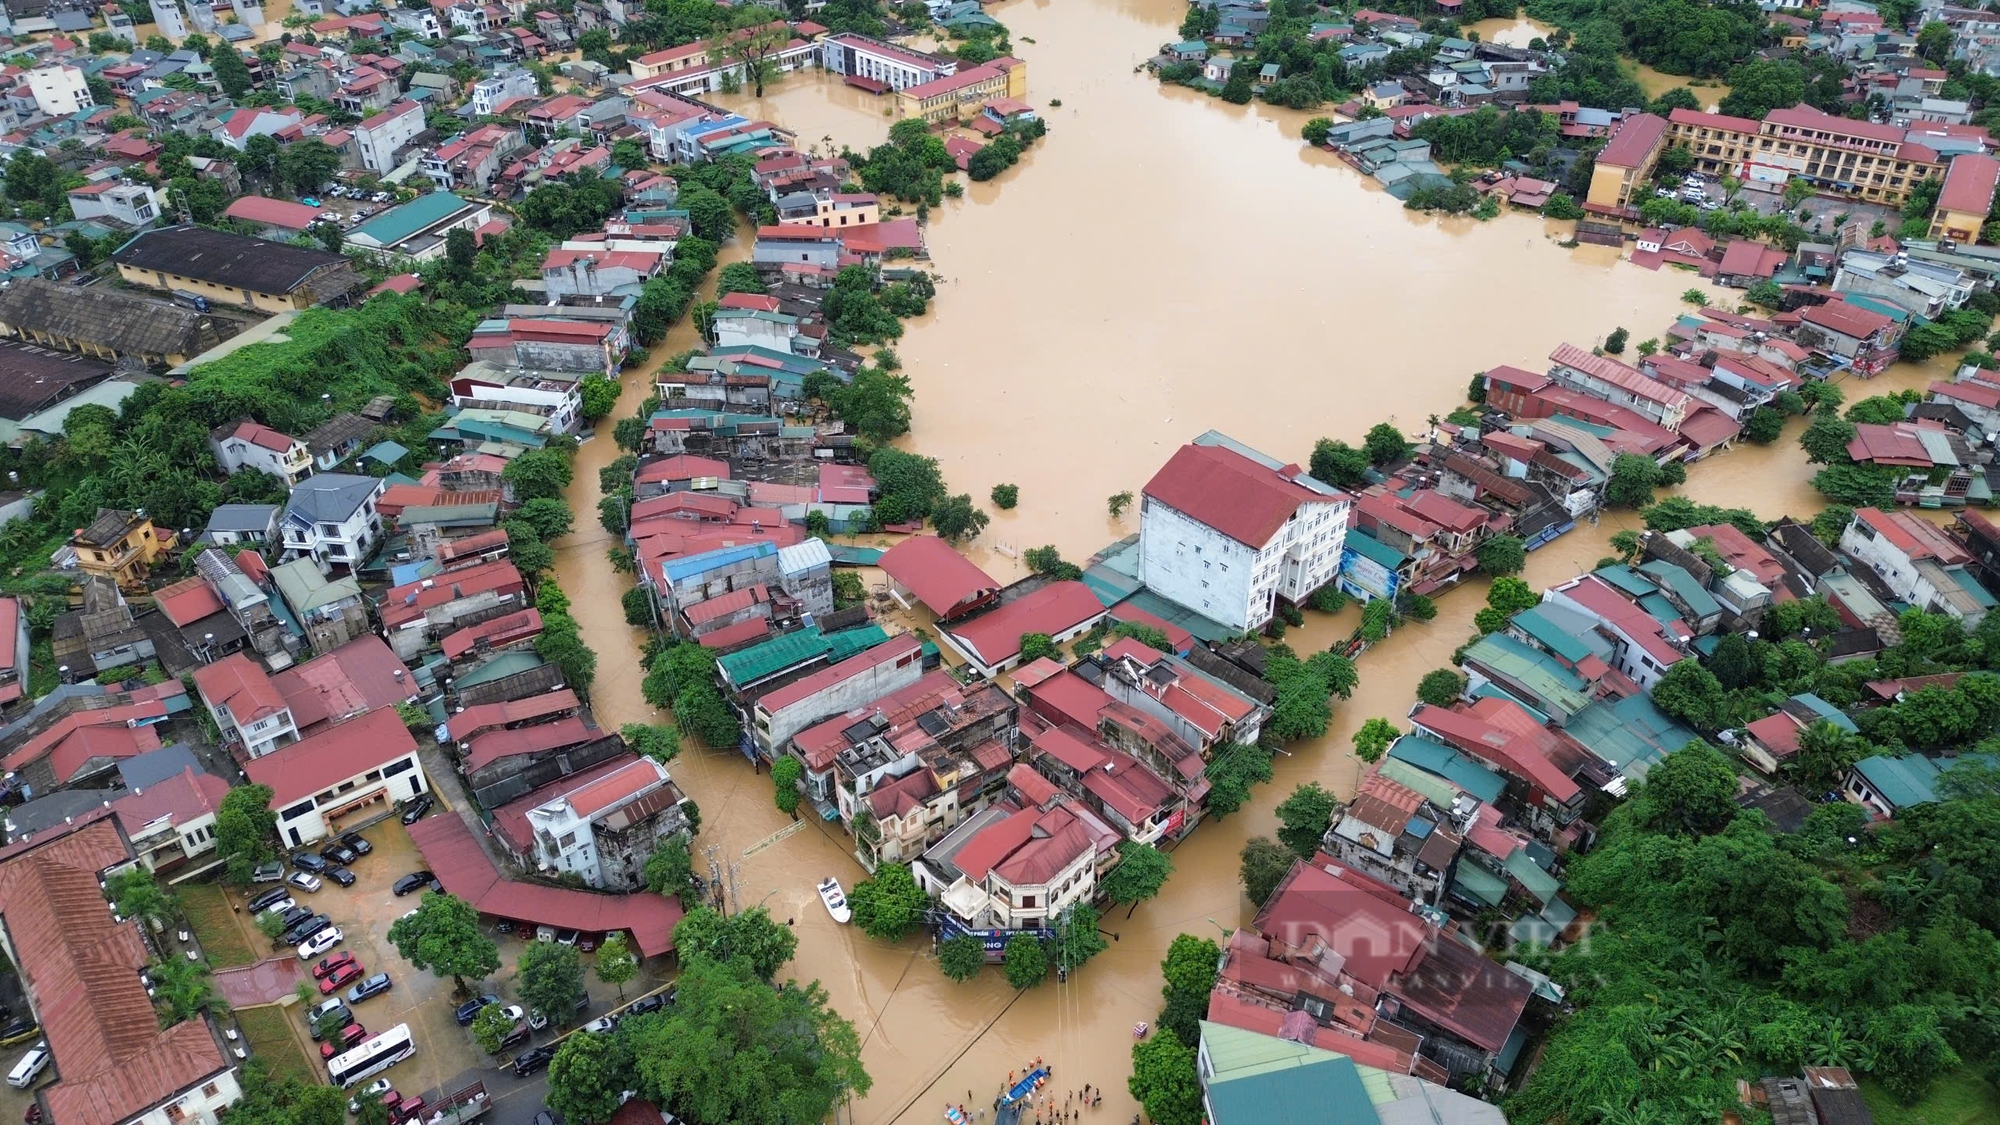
left=1137, top=431, right=1351, bottom=633
left=523, top=756, right=689, bottom=890
left=355, top=100, right=424, bottom=173
left=190, top=652, right=300, bottom=758
left=1839, top=506, right=1991, bottom=625
left=280, top=473, right=385, bottom=569
left=66, top=182, right=166, bottom=228
left=917, top=799, right=1109, bottom=935
left=817, top=32, right=955, bottom=90
left=471, top=68, right=538, bottom=116
left=149, top=0, right=190, bottom=40
left=26, top=64, right=91, bottom=117
left=210, top=419, right=313, bottom=484
left=449, top=361, right=584, bottom=435
left=246, top=707, right=426, bottom=846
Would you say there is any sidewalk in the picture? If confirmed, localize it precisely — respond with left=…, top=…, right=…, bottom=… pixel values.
left=416, top=743, right=520, bottom=878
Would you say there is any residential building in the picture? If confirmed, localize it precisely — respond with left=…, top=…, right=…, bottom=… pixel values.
left=817, top=32, right=954, bottom=90
left=280, top=472, right=385, bottom=569
left=1839, top=506, right=1992, bottom=625
left=111, top=225, right=362, bottom=313
left=1093, top=636, right=1265, bottom=750
left=191, top=651, right=299, bottom=757
left=25, top=63, right=90, bottom=116
left=1138, top=432, right=1351, bottom=632
left=516, top=755, right=690, bottom=890
left=209, top=418, right=312, bottom=484
left=895, top=56, right=1027, bottom=125
left=0, top=815, right=241, bottom=1125
left=1931, top=153, right=2000, bottom=241
left=449, top=361, right=583, bottom=435
left=466, top=317, right=626, bottom=376
left=65, top=182, right=164, bottom=228
left=748, top=632, right=925, bottom=760
left=353, top=99, right=424, bottom=172
left=941, top=580, right=1108, bottom=678
left=245, top=706, right=427, bottom=846
left=540, top=246, right=663, bottom=297
left=1194, top=1022, right=1505, bottom=1125
left=304, top=413, right=374, bottom=472
left=916, top=792, right=1116, bottom=938
left=68, top=508, right=173, bottom=588
left=1665, top=104, right=1946, bottom=207
left=268, top=557, right=370, bottom=652
left=1794, top=297, right=1904, bottom=374
left=471, top=68, right=538, bottom=115
left=1584, top=112, right=1667, bottom=210
left=0, top=596, right=24, bottom=707
left=221, top=195, right=326, bottom=239
left=110, top=765, right=232, bottom=874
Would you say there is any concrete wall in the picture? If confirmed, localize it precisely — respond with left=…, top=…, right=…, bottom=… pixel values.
left=1138, top=498, right=1259, bottom=631
left=753, top=646, right=924, bottom=759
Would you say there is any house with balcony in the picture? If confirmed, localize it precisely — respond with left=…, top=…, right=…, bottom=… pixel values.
left=512, top=755, right=689, bottom=890
left=190, top=651, right=299, bottom=758
left=210, top=418, right=312, bottom=484
left=915, top=787, right=1118, bottom=942
left=1839, top=506, right=1994, bottom=626
left=280, top=473, right=385, bottom=571
left=1090, top=636, right=1265, bottom=752
left=67, top=508, right=174, bottom=589
left=246, top=706, right=427, bottom=846
left=1545, top=343, right=1690, bottom=433
left=1026, top=724, right=1182, bottom=845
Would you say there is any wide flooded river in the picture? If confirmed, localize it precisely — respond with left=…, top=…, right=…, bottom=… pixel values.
left=558, top=0, right=1964, bottom=1117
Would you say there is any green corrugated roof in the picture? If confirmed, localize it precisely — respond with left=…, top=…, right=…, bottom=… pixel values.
left=824, top=545, right=883, bottom=566
left=1639, top=559, right=1722, bottom=620
left=452, top=651, right=545, bottom=688
left=1853, top=753, right=1942, bottom=809
left=717, top=626, right=827, bottom=686
left=1386, top=735, right=1507, bottom=802
left=350, top=192, right=478, bottom=248
left=1377, top=756, right=1463, bottom=809
left=825, top=624, right=889, bottom=662
left=1468, top=681, right=1550, bottom=724
left=1592, top=563, right=1655, bottom=598
left=1790, top=693, right=1857, bottom=733
left=1197, top=1023, right=1382, bottom=1125
left=1503, top=848, right=1560, bottom=905
left=271, top=558, right=362, bottom=615
left=1453, top=862, right=1507, bottom=906
left=1565, top=694, right=1699, bottom=781
left=1951, top=566, right=1998, bottom=607
left=1116, top=589, right=1236, bottom=643
left=1509, top=605, right=1596, bottom=666
left=1341, top=527, right=1407, bottom=568
left=1462, top=632, right=1593, bottom=718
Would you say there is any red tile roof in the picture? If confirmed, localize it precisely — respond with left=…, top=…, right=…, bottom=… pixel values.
left=955, top=802, right=1098, bottom=886
left=1595, top=112, right=1668, bottom=169
left=243, top=708, right=417, bottom=806
left=946, top=582, right=1106, bottom=668
left=190, top=652, right=288, bottom=727
left=699, top=617, right=771, bottom=650
left=447, top=689, right=579, bottom=743
left=1667, top=106, right=1761, bottom=134
left=380, top=560, right=524, bottom=629
left=1846, top=421, right=1938, bottom=466
left=1800, top=298, right=1892, bottom=340
left=271, top=635, right=415, bottom=731
left=1409, top=704, right=1582, bottom=803
left=877, top=536, right=1000, bottom=619
left=1548, top=342, right=1690, bottom=411
left=441, top=608, right=543, bottom=661
left=1143, top=442, right=1338, bottom=548
left=111, top=766, right=230, bottom=836
left=1854, top=507, right=1972, bottom=565
left=1939, top=153, right=2000, bottom=216
left=634, top=454, right=729, bottom=484
left=153, top=576, right=224, bottom=628
left=221, top=418, right=301, bottom=453
left=0, top=816, right=229, bottom=1125
left=1251, top=860, right=1428, bottom=988
left=462, top=715, right=598, bottom=773
left=792, top=668, right=960, bottom=769
left=222, top=195, right=322, bottom=231
left=408, top=809, right=683, bottom=956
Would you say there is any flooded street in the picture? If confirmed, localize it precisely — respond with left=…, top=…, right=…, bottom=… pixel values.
left=552, top=0, right=1970, bottom=1115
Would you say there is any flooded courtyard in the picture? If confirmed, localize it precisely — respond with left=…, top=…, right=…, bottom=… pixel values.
left=557, top=0, right=1964, bottom=1117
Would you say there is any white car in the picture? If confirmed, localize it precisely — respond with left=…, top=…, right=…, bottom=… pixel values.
left=348, top=1078, right=394, bottom=1113
left=287, top=872, right=322, bottom=894
left=497, top=1004, right=525, bottom=1023
left=297, top=927, right=345, bottom=960
left=258, top=895, right=296, bottom=916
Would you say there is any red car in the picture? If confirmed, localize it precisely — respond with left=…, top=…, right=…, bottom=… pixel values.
left=319, top=1024, right=367, bottom=1059
left=311, top=951, right=357, bottom=980
left=320, top=962, right=366, bottom=994
left=395, top=1097, right=426, bottom=1123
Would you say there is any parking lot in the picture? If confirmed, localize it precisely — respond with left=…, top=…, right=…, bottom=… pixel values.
left=208, top=815, right=677, bottom=1115
left=295, top=184, right=407, bottom=236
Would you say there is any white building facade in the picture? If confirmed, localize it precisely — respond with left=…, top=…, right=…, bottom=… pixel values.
left=26, top=65, right=91, bottom=117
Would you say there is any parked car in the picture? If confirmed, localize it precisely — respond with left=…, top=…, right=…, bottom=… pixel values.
left=247, top=886, right=291, bottom=912
left=391, top=871, right=435, bottom=896
left=259, top=896, right=298, bottom=917
left=581, top=1015, right=617, bottom=1034
left=309, top=997, right=346, bottom=1022
left=309, top=1005, right=352, bottom=1041
left=400, top=795, right=434, bottom=825
left=311, top=952, right=356, bottom=980
left=7, top=1043, right=49, bottom=1089
left=348, top=1079, right=394, bottom=1114
left=321, top=963, right=364, bottom=993
left=290, top=852, right=330, bottom=874
left=396, top=1097, right=426, bottom=1123
left=276, top=907, right=314, bottom=933
left=372, top=191, right=392, bottom=203
left=512, top=1045, right=557, bottom=1076
left=251, top=861, right=285, bottom=883
left=578, top=933, right=599, bottom=952
left=535, top=926, right=555, bottom=942
left=496, top=1020, right=530, bottom=1052
left=288, top=872, right=323, bottom=894
left=319, top=1024, right=366, bottom=1059
left=0, top=1022, right=37, bottom=1049
left=320, top=843, right=358, bottom=866
left=454, top=994, right=502, bottom=1026
left=347, top=973, right=393, bottom=1005
left=340, top=832, right=373, bottom=856
left=555, top=929, right=579, bottom=946
left=281, top=913, right=329, bottom=946
left=297, top=927, right=345, bottom=960
left=325, top=866, right=357, bottom=888
left=628, top=992, right=667, bottom=1017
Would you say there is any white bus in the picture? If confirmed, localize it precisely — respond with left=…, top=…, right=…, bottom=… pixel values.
left=327, top=1024, right=415, bottom=1088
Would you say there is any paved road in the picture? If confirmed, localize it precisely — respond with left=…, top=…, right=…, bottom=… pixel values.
left=417, top=1064, right=551, bottom=1125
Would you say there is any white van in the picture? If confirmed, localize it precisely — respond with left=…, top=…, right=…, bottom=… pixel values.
left=8, top=1041, right=49, bottom=1088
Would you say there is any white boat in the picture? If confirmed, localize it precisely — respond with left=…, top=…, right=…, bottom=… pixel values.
left=818, top=877, right=851, bottom=924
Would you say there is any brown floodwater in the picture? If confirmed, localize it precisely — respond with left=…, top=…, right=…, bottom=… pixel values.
left=1464, top=10, right=1554, bottom=48
left=552, top=0, right=1971, bottom=1114
left=1626, top=58, right=1731, bottom=111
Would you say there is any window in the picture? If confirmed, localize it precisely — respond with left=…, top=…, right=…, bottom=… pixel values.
left=1020, top=895, right=1036, bottom=908
left=383, top=757, right=415, bottom=778
left=558, top=832, right=576, bottom=849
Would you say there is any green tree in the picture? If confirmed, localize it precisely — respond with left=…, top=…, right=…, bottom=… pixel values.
left=472, top=1002, right=517, bottom=1053
left=1604, top=327, right=1630, bottom=353
left=545, top=1024, right=633, bottom=1125
left=1002, top=933, right=1047, bottom=987
left=610, top=138, right=650, bottom=171
left=770, top=755, right=802, bottom=815
left=1017, top=632, right=1058, bottom=664
left=386, top=892, right=501, bottom=992
left=1108, top=490, right=1134, bottom=518
left=1101, top=839, right=1174, bottom=906
left=1789, top=720, right=1867, bottom=794
left=1650, top=660, right=1728, bottom=731
left=215, top=783, right=277, bottom=884
left=503, top=447, right=574, bottom=502
left=578, top=374, right=621, bottom=421
left=518, top=940, right=586, bottom=1032
left=1363, top=422, right=1411, bottom=466
left=929, top=493, right=989, bottom=542
left=1274, top=782, right=1336, bottom=860
left=715, top=262, right=766, bottom=295
left=622, top=723, right=680, bottom=763
left=621, top=954, right=869, bottom=1124
left=1302, top=117, right=1333, bottom=145
left=1416, top=668, right=1465, bottom=707
left=823, top=364, right=914, bottom=442
left=1632, top=740, right=1739, bottom=835
left=1129, top=1025, right=1204, bottom=1125
left=673, top=682, right=741, bottom=748
left=1743, top=405, right=1786, bottom=444
left=1475, top=533, right=1526, bottom=576
left=707, top=4, right=792, bottom=96
left=1746, top=278, right=1785, bottom=309
left=1220, top=60, right=1254, bottom=103
left=1606, top=452, right=1665, bottom=508
left=1351, top=717, right=1398, bottom=762
left=1204, top=741, right=1274, bottom=817
left=107, top=867, right=175, bottom=925
left=642, top=833, right=695, bottom=898
left=671, top=905, right=797, bottom=981
left=1239, top=836, right=1295, bottom=907
left=989, top=482, right=1018, bottom=509
left=1309, top=438, right=1370, bottom=489
left=1682, top=287, right=1709, bottom=305
left=1157, top=934, right=1220, bottom=1047
left=595, top=932, right=638, bottom=1001
left=512, top=496, right=575, bottom=542
left=848, top=862, right=930, bottom=942
left=938, top=933, right=985, bottom=981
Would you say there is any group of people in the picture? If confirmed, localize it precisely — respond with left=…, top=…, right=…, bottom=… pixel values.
left=1024, top=1085, right=1104, bottom=1122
